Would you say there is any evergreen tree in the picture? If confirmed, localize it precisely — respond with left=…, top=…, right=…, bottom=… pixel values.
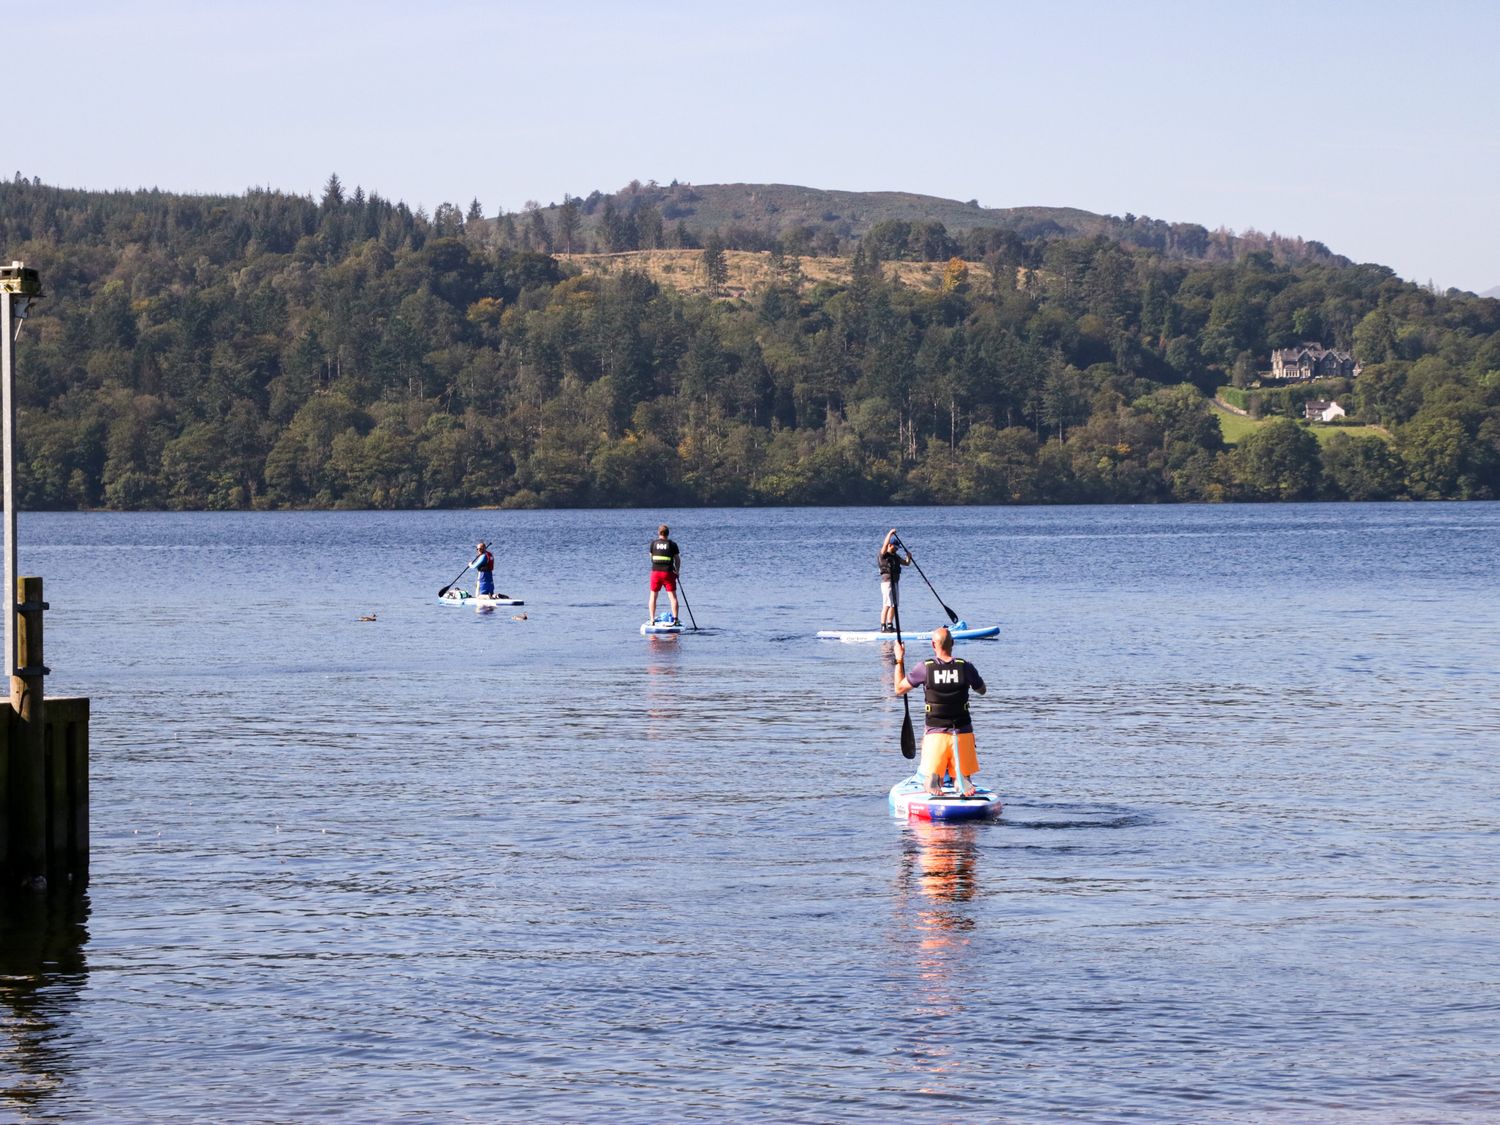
left=702, top=232, right=728, bottom=297
left=321, top=173, right=344, bottom=211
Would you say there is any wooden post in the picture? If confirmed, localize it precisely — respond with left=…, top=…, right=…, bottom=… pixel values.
left=65, top=700, right=90, bottom=879
left=12, top=575, right=47, bottom=887
left=0, top=692, right=8, bottom=874
left=44, top=696, right=90, bottom=882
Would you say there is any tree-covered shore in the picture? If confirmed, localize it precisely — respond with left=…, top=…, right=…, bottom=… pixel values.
left=3, top=176, right=1497, bottom=510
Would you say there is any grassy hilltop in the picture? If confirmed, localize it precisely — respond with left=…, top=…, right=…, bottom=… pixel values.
left=514, top=181, right=1350, bottom=269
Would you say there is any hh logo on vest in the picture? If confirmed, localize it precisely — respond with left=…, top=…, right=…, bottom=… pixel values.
left=933, top=667, right=962, bottom=685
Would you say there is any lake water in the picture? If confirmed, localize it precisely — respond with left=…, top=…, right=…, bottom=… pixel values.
left=4, top=503, right=1499, bottom=1122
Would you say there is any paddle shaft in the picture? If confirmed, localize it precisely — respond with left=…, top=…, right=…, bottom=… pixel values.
left=893, top=601, right=916, bottom=759
left=894, top=536, right=958, bottom=624
left=675, top=572, right=699, bottom=630
left=437, top=561, right=474, bottom=597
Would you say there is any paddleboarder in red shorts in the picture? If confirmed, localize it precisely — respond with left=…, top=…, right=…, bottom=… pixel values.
left=648, top=523, right=681, bottom=624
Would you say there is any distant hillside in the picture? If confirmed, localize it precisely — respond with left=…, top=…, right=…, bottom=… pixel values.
left=1482, top=286, right=1500, bottom=300
left=513, top=181, right=1349, bottom=268
left=2, top=173, right=1496, bottom=511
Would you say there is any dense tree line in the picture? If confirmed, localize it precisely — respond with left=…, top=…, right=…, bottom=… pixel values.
left=2, top=174, right=1497, bottom=509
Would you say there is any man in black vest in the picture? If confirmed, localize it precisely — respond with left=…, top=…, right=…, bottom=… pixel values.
left=878, top=528, right=913, bottom=632
left=647, top=523, right=681, bottom=624
left=893, top=626, right=987, bottom=796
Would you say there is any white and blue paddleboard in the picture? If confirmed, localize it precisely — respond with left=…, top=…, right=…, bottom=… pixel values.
left=439, top=589, right=525, bottom=608
left=640, top=612, right=685, bottom=635
left=817, top=619, right=1000, bottom=643
left=889, top=774, right=1003, bottom=821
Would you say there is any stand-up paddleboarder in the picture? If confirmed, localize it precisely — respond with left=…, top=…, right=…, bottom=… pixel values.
left=648, top=524, right=681, bottom=625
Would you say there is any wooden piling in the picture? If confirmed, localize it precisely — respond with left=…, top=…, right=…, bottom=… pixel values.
left=49, top=696, right=90, bottom=880
left=2, top=576, right=89, bottom=889
left=10, top=576, right=46, bottom=884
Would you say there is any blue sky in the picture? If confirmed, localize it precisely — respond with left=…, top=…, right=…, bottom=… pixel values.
left=13, top=1, right=1498, bottom=292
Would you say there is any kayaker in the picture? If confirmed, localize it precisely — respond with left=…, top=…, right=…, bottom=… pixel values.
left=647, top=523, right=681, bottom=624
left=879, top=529, right=913, bottom=633
left=472, top=541, right=495, bottom=597
left=893, top=627, right=987, bottom=797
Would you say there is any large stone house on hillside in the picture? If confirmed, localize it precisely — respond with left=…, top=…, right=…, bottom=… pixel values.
left=1271, top=343, right=1360, bottom=381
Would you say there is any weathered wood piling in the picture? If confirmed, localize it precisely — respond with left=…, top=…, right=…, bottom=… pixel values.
left=1, top=577, right=89, bottom=889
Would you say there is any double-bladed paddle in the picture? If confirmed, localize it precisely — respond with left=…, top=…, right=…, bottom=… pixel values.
left=892, top=602, right=916, bottom=759
left=894, top=535, right=959, bottom=625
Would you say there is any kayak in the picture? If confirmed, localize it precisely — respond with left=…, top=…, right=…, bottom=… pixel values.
left=640, top=614, right=685, bottom=635
left=817, top=619, right=1000, bottom=643
left=438, top=589, right=525, bottom=607
left=889, top=774, right=1003, bottom=821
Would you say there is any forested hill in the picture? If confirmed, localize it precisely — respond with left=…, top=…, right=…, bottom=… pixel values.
left=521, top=181, right=1349, bottom=268
left=1, top=174, right=1497, bottom=510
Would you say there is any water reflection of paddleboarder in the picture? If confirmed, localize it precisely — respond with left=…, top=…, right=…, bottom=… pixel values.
left=905, top=820, right=980, bottom=910
left=898, top=821, right=981, bottom=1048
left=643, top=636, right=683, bottom=744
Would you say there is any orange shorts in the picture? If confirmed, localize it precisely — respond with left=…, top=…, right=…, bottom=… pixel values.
left=920, top=730, right=978, bottom=779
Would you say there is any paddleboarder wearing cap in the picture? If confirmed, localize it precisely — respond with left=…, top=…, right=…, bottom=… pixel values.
left=472, top=541, right=495, bottom=597
left=893, top=626, right=987, bottom=797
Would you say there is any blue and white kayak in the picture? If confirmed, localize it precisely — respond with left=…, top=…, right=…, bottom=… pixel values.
left=640, top=613, right=685, bottom=635
left=817, top=619, right=1000, bottom=643
left=439, top=589, right=524, bottom=607
left=889, top=775, right=1003, bottom=821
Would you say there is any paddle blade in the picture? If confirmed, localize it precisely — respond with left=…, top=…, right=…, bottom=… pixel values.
left=943, top=604, right=959, bottom=624
left=438, top=585, right=452, bottom=597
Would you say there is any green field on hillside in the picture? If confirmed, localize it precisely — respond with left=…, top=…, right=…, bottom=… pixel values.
left=1210, top=402, right=1390, bottom=446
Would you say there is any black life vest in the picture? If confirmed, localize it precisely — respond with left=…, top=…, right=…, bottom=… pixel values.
left=650, top=538, right=678, bottom=572
left=879, top=548, right=902, bottom=580
left=923, top=657, right=970, bottom=727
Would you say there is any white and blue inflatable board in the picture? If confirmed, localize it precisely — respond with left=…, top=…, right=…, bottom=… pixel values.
left=889, top=774, right=1003, bottom=821
left=640, top=612, right=685, bottom=635
left=439, top=589, right=525, bottom=607
left=816, top=620, right=1000, bottom=643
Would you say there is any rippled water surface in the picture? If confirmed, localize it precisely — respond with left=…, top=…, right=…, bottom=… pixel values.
left=4, top=504, right=1499, bottom=1121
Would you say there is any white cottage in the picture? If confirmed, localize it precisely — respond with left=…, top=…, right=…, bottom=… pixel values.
left=1303, top=399, right=1347, bottom=422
